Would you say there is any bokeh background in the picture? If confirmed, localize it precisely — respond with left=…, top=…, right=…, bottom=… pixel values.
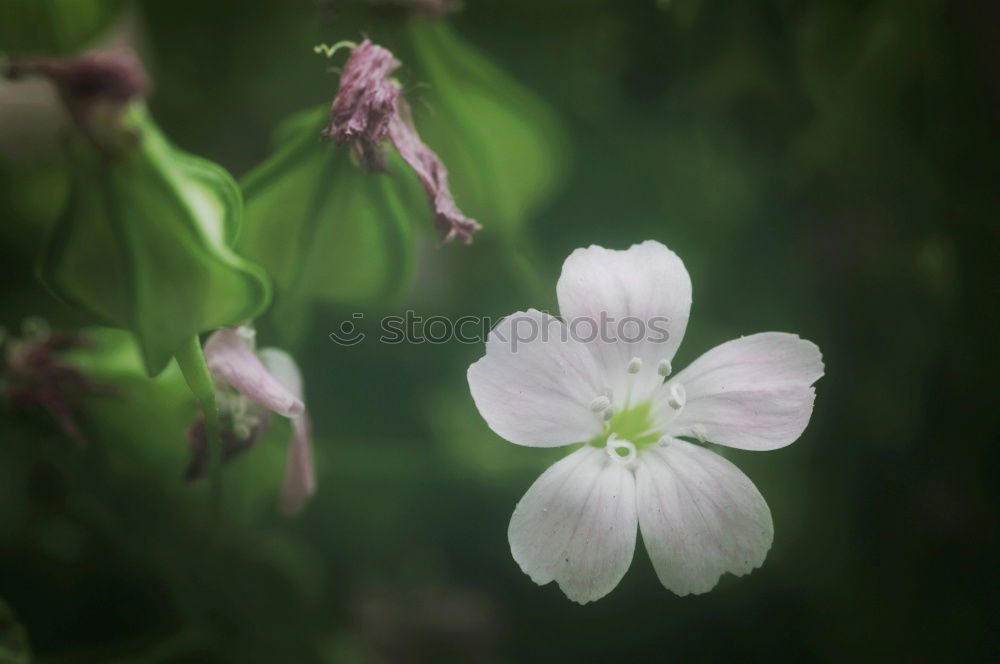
left=1, top=0, right=996, bottom=661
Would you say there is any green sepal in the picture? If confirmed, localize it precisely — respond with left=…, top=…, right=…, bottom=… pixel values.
left=39, top=107, right=271, bottom=376
left=403, top=20, right=569, bottom=236
left=239, top=105, right=417, bottom=338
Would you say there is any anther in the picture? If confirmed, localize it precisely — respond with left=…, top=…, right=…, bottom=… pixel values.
left=627, top=357, right=642, bottom=374
left=236, top=325, right=257, bottom=343
left=667, top=383, right=686, bottom=410
left=590, top=396, right=611, bottom=413
left=606, top=435, right=637, bottom=464
left=657, top=359, right=672, bottom=377
left=691, top=424, right=709, bottom=443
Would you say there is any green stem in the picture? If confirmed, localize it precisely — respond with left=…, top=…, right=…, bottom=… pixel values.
left=175, top=335, right=222, bottom=504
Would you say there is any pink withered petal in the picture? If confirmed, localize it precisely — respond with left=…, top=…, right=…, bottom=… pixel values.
left=279, top=413, right=316, bottom=515
left=322, top=39, right=401, bottom=171
left=203, top=328, right=304, bottom=419
left=258, top=347, right=316, bottom=515
left=388, top=98, right=481, bottom=244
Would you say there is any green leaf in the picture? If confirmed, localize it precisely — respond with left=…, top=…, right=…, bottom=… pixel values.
left=404, top=20, right=569, bottom=236
left=39, top=108, right=271, bottom=376
left=239, top=105, right=417, bottom=339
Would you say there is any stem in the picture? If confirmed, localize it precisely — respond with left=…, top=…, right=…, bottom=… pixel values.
left=175, top=335, right=222, bottom=504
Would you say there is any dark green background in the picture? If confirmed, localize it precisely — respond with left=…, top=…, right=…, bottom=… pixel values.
left=1, top=0, right=996, bottom=661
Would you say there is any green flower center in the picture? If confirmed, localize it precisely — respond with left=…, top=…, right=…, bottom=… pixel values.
left=589, top=400, right=661, bottom=449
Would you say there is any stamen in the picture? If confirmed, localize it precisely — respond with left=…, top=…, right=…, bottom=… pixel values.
left=590, top=396, right=611, bottom=412
left=691, top=424, right=709, bottom=443
left=667, top=383, right=686, bottom=410
left=236, top=325, right=257, bottom=343
left=657, top=359, right=672, bottom=377
left=602, top=407, right=615, bottom=421
left=606, top=435, right=637, bottom=464
left=627, top=357, right=642, bottom=374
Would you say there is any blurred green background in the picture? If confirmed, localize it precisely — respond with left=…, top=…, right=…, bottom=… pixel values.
left=0, top=0, right=996, bottom=661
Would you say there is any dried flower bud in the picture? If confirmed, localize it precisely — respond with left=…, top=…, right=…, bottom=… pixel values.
left=322, top=40, right=400, bottom=171
left=3, top=48, right=149, bottom=148
left=184, top=409, right=270, bottom=482
left=2, top=324, right=113, bottom=444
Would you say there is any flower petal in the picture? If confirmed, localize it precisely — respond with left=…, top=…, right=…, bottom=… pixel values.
left=257, top=347, right=303, bottom=400
left=556, top=241, right=692, bottom=407
left=279, top=413, right=316, bottom=515
left=636, top=440, right=772, bottom=596
left=656, top=332, right=823, bottom=450
left=258, top=347, right=316, bottom=515
left=204, top=328, right=303, bottom=418
left=508, top=445, right=638, bottom=604
left=467, top=309, right=607, bottom=447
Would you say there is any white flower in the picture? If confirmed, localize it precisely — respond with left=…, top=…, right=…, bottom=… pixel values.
left=467, top=241, right=823, bottom=603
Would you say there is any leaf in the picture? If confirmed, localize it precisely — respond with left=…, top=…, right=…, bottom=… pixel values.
left=239, top=105, right=417, bottom=339
left=403, top=20, right=569, bottom=236
left=39, top=108, right=271, bottom=376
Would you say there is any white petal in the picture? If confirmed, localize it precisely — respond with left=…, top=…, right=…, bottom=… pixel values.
left=204, top=329, right=304, bottom=418
left=556, top=241, right=692, bottom=407
left=509, top=445, right=638, bottom=604
left=468, top=309, right=607, bottom=447
left=636, top=440, right=772, bottom=596
left=657, top=332, right=824, bottom=451
left=258, top=347, right=304, bottom=400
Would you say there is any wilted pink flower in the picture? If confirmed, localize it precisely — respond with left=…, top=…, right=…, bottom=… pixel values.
left=187, top=327, right=315, bottom=515
left=323, top=39, right=480, bottom=244
left=322, top=40, right=400, bottom=171
left=2, top=324, right=112, bottom=445
left=3, top=48, right=149, bottom=147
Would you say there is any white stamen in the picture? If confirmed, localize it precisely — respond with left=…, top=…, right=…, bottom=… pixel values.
left=236, top=325, right=257, bottom=342
left=657, top=359, right=672, bottom=377
left=602, top=407, right=615, bottom=421
left=627, top=357, right=642, bottom=374
left=590, top=396, right=611, bottom=413
left=606, top=435, right=637, bottom=464
left=667, top=382, right=687, bottom=410
left=691, top=424, right=709, bottom=443
left=657, top=435, right=670, bottom=447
